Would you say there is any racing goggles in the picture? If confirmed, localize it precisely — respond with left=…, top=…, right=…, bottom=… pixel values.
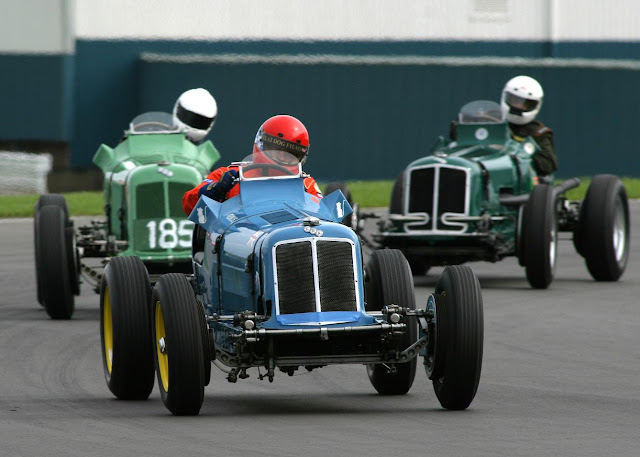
left=505, top=93, right=539, bottom=114
left=260, top=132, right=308, bottom=165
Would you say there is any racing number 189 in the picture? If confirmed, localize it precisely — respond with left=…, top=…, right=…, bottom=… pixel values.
left=146, top=219, right=193, bottom=249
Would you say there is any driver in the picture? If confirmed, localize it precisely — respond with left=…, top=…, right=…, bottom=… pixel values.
left=182, top=114, right=322, bottom=215
left=501, top=75, right=557, bottom=177
left=173, top=88, right=218, bottom=143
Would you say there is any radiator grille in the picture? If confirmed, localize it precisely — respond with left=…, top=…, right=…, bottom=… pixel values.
left=275, top=242, right=316, bottom=314
left=135, top=182, right=194, bottom=218
left=275, top=239, right=357, bottom=315
left=408, top=168, right=435, bottom=230
left=436, top=167, right=466, bottom=230
left=316, top=241, right=357, bottom=311
left=136, top=183, right=164, bottom=219
left=408, top=166, right=467, bottom=232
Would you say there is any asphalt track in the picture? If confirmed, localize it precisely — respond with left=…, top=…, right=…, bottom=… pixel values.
left=1, top=206, right=639, bottom=457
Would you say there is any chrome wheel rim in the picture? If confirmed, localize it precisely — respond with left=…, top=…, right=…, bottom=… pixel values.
left=613, top=197, right=627, bottom=263
left=103, top=287, right=113, bottom=374
left=155, top=301, right=169, bottom=392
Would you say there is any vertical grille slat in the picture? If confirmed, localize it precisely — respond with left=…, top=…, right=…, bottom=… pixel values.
left=408, top=168, right=434, bottom=230
left=136, top=183, right=165, bottom=219
left=275, top=239, right=357, bottom=315
left=169, top=182, right=194, bottom=217
left=317, top=241, right=357, bottom=311
left=275, top=242, right=316, bottom=314
left=437, top=167, right=467, bottom=231
left=407, top=166, right=468, bottom=233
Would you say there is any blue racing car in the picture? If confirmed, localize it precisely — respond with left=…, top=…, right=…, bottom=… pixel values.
left=99, top=153, right=484, bottom=415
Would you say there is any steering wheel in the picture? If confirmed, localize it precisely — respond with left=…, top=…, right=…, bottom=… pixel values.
left=241, top=162, right=296, bottom=177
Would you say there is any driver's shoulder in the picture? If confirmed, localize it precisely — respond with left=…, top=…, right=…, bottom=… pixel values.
left=206, top=165, right=233, bottom=180
left=529, top=120, right=553, bottom=137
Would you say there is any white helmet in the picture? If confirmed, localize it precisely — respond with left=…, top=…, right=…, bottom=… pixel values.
left=500, top=76, right=543, bottom=125
left=173, top=88, right=218, bottom=142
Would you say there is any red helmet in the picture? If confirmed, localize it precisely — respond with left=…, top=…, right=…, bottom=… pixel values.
left=253, top=115, right=310, bottom=171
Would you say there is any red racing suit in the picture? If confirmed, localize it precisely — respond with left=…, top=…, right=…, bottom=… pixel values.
left=182, top=165, right=323, bottom=216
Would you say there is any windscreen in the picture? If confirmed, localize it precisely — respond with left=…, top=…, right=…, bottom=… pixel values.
left=235, top=153, right=303, bottom=181
left=129, top=112, right=181, bottom=134
left=458, top=100, right=504, bottom=124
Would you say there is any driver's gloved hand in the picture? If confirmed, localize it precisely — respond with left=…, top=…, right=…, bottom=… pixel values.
left=199, top=169, right=239, bottom=202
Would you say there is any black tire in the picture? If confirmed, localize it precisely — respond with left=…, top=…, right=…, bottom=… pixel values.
left=406, top=255, right=431, bottom=277
left=100, top=256, right=154, bottom=400
left=35, top=194, right=69, bottom=220
left=37, top=206, right=75, bottom=319
left=576, top=175, right=630, bottom=281
left=431, top=265, right=483, bottom=410
left=364, top=249, right=417, bottom=395
left=389, top=172, right=405, bottom=215
left=34, top=194, right=79, bottom=305
left=153, top=274, right=205, bottom=415
left=324, top=182, right=354, bottom=228
left=522, top=184, right=557, bottom=289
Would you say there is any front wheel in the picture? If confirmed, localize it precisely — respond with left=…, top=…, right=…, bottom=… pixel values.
left=575, top=175, right=630, bottom=281
left=100, top=256, right=154, bottom=400
left=430, top=265, right=484, bottom=410
left=365, top=249, right=417, bottom=395
left=522, top=184, right=557, bottom=289
left=153, top=274, right=205, bottom=415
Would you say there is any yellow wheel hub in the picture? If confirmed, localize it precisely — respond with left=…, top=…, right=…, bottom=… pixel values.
left=155, top=301, right=169, bottom=392
left=103, top=286, right=113, bottom=374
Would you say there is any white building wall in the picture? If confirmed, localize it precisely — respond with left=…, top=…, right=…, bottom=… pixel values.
left=3, top=0, right=638, bottom=49
left=74, top=0, right=640, bottom=42
left=554, top=0, right=640, bottom=40
left=0, top=0, right=74, bottom=53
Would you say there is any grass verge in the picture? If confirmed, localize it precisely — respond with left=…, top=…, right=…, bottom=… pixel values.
left=1, top=177, right=638, bottom=218
left=0, top=192, right=104, bottom=218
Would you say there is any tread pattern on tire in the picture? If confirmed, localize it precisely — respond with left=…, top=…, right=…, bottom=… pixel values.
left=579, top=175, right=630, bottom=281
left=100, top=256, right=154, bottom=400
left=153, top=273, right=205, bottom=416
left=365, top=249, right=417, bottom=395
left=432, top=265, right=483, bottom=410
left=35, top=194, right=73, bottom=305
left=523, top=184, right=556, bottom=289
left=38, top=205, right=74, bottom=319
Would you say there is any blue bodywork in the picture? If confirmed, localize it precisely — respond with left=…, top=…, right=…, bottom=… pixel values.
left=188, top=176, right=382, bottom=356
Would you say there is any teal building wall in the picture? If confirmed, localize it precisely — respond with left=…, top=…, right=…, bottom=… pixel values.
left=136, top=54, right=640, bottom=181
left=3, top=39, right=640, bottom=181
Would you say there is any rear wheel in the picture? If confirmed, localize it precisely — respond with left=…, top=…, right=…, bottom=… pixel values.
left=431, top=265, right=483, bottom=410
left=522, top=184, right=557, bottom=289
left=365, top=249, right=417, bottom=395
left=34, top=194, right=79, bottom=306
left=406, top=255, right=431, bottom=277
left=153, top=274, right=205, bottom=415
left=37, top=205, right=75, bottom=319
left=576, top=175, right=630, bottom=281
left=100, top=256, right=154, bottom=400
